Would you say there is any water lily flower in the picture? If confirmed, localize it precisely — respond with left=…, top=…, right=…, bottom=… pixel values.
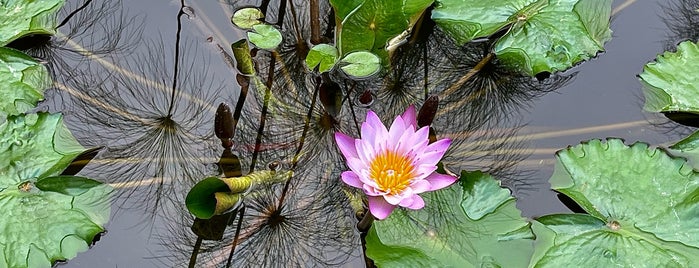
left=335, top=106, right=457, bottom=220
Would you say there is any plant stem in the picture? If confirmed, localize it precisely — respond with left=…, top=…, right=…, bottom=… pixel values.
left=310, top=0, right=321, bottom=44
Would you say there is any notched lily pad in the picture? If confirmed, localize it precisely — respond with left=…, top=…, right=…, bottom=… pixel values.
left=366, top=171, right=534, bottom=267
left=532, top=138, right=699, bottom=267
left=432, top=0, right=613, bottom=76
left=639, top=40, right=699, bottom=114
left=231, top=7, right=264, bottom=29
left=329, top=0, right=433, bottom=63
left=305, top=44, right=339, bottom=73
left=339, top=51, right=381, bottom=78
left=247, top=24, right=282, bottom=50
left=0, top=0, right=64, bottom=45
left=0, top=47, right=50, bottom=119
left=0, top=113, right=112, bottom=268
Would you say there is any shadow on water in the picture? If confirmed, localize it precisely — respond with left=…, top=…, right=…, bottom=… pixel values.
left=28, top=0, right=676, bottom=267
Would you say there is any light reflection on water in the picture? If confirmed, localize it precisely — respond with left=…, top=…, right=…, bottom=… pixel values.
left=23, top=0, right=693, bottom=267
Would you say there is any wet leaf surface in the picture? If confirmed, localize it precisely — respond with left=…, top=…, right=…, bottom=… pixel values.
left=0, top=0, right=64, bottom=45
left=0, top=113, right=111, bottom=268
left=533, top=139, right=699, bottom=267
left=432, top=0, right=613, bottom=75
left=0, top=47, right=50, bottom=119
left=640, top=40, right=699, bottom=114
left=366, top=171, right=534, bottom=267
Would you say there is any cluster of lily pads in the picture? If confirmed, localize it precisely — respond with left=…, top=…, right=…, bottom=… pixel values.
left=0, top=1, right=112, bottom=267
left=188, top=0, right=699, bottom=267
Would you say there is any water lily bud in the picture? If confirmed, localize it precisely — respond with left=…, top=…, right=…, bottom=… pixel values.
left=417, top=95, right=439, bottom=127
left=215, top=103, right=235, bottom=146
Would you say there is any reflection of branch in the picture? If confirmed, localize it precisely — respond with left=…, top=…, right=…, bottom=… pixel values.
left=57, top=0, right=93, bottom=28
left=439, top=53, right=494, bottom=98
left=169, top=0, right=186, bottom=116
left=310, top=0, right=321, bottom=44
left=613, top=0, right=638, bottom=16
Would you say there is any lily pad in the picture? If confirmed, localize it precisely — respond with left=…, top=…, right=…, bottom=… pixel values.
left=247, top=24, right=282, bottom=50
left=639, top=40, right=699, bottom=114
left=231, top=7, right=264, bottom=30
left=366, top=171, right=534, bottom=267
left=305, top=44, right=339, bottom=73
left=0, top=47, right=50, bottom=119
left=0, top=113, right=112, bottom=267
left=0, top=0, right=64, bottom=46
left=532, top=139, right=699, bottom=266
left=432, top=0, right=613, bottom=76
left=339, top=51, right=381, bottom=78
left=329, top=0, right=433, bottom=62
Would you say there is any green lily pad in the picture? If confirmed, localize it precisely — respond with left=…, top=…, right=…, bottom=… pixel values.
left=329, top=0, right=433, bottom=62
left=532, top=139, right=699, bottom=266
left=339, top=51, right=381, bottom=78
left=639, top=41, right=699, bottom=114
left=0, top=0, right=64, bottom=46
left=231, top=7, right=264, bottom=30
left=432, top=0, right=613, bottom=76
left=0, top=47, right=50, bottom=119
left=305, top=44, right=339, bottom=73
left=0, top=113, right=112, bottom=267
left=366, top=171, right=534, bottom=267
left=247, top=24, right=282, bottom=50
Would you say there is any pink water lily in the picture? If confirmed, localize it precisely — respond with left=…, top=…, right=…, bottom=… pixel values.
left=335, top=105, right=457, bottom=220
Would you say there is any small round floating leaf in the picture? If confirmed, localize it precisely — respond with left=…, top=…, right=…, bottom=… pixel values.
left=231, top=7, right=264, bottom=29
left=639, top=40, right=699, bottom=114
left=305, top=44, right=339, bottom=73
left=247, top=24, right=282, bottom=50
left=339, top=51, right=381, bottom=78
left=35, top=176, right=104, bottom=196
left=185, top=177, right=231, bottom=219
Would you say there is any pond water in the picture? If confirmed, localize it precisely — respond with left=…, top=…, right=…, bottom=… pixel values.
left=30, top=0, right=693, bottom=267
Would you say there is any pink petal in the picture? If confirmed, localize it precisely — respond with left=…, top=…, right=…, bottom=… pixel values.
left=400, top=105, right=417, bottom=129
left=402, top=195, right=425, bottom=209
left=384, top=194, right=403, bottom=205
left=362, top=111, right=388, bottom=148
left=368, top=195, right=396, bottom=220
left=335, top=132, right=358, bottom=159
left=410, top=180, right=431, bottom=194
left=425, top=172, right=457, bottom=191
left=341, top=171, right=363, bottom=188
left=388, top=114, right=407, bottom=146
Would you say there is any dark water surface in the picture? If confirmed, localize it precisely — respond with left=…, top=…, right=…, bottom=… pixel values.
left=40, top=0, right=692, bottom=267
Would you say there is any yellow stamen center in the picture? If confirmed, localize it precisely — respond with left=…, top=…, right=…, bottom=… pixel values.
left=369, top=150, right=415, bottom=194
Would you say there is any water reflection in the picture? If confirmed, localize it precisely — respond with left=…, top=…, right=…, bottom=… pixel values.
left=36, top=0, right=580, bottom=266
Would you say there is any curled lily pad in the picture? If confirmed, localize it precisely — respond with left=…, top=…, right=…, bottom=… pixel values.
left=339, top=51, right=381, bottom=78
left=432, top=0, right=613, bottom=76
left=0, top=0, right=64, bottom=45
left=305, top=44, right=339, bottom=73
left=640, top=40, right=699, bottom=114
left=0, top=47, right=50, bottom=119
left=329, top=0, right=433, bottom=62
left=231, top=7, right=264, bottom=29
left=366, top=171, right=534, bottom=267
left=0, top=113, right=112, bottom=267
left=247, top=24, right=282, bottom=50
left=532, top=139, right=699, bottom=266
